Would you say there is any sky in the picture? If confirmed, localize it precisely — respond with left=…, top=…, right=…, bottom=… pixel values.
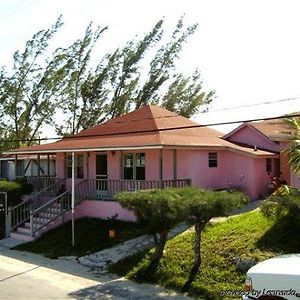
left=0, top=0, right=300, bottom=135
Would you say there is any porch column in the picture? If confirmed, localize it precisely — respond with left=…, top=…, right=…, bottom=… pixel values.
left=120, top=150, right=123, bottom=179
left=86, top=152, right=90, bottom=179
left=14, top=154, right=18, bottom=179
left=37, top=154, right=41, bottom=177
left=159, top=149, right=163, bottom=188
left=71, top=152, right=75, bottom=247
left=173, top=149, right=177, bottom=181
left=47, top=154, right=50, bottom=176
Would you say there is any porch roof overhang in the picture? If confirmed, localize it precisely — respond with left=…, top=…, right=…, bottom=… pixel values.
left=5, top=144, right=164, bottom=155
left=4, top=142, right=278, bottom=159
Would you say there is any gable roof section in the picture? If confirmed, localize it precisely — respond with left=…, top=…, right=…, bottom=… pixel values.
left=6, top=105, right=277, bottom=157
left=224, top=118, right=294, bottom=142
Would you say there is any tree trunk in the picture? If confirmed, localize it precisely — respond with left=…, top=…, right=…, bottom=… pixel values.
left=182, top=223, right=203, bottom=292
left=193, top=222, right=202, bottom=271
left=150, top=228, right=168, bottom=271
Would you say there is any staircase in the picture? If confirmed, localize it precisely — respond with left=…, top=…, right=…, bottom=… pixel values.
left=8, top=179, right=89, bottom=241
left=10, top=201, right=65, bottom=241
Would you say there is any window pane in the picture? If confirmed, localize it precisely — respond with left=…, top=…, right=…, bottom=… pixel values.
left=66, top=154, right=84, bottom=178
left=136, top=153, right=145, bottom=167
left=136, top=167, right=145, bottom=180
left=266, top=158, right=272, bottom=173
left=66, top=155, right=72, bottom=178
left=124, top=154, right=133, bottom=167
left=124, top=167, right=133, bottom=180
left=77, top=155, right=83, bottom=167
left=208, top=152, right=218, bottom=168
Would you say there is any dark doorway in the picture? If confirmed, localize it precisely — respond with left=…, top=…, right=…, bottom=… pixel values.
left=96, top=154, right=108, bottom=195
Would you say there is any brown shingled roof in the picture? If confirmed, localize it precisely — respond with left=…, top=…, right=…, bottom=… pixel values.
left=250, top=119, right=293, bottom=139
left=6, top=105, right=277, bottom=157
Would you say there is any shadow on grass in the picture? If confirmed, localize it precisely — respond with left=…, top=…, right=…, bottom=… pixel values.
left=109, top=251, right=219, bottom=300
left=256, top=215, right=300, bottom=253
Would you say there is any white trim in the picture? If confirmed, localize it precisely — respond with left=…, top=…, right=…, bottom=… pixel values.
left=4, top=145, right=164, bottom=155
left=162, top=145, right=278, bottom=158
left=4, top=143, right=278, bottom=158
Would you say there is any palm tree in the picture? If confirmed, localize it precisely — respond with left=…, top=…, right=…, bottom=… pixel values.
left=285, top=117, right=300, bottom=177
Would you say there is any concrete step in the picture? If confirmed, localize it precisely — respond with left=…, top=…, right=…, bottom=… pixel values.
left=10, top=232, right=34, bottom=242
left=16, top=226, right=31, bottom=235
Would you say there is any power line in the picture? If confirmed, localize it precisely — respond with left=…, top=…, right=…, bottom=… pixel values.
left=0, top=0, right=41, bottom=21
left=201, top=97, right=300, bottom=113
left=1, top=112, right=299, bottom=145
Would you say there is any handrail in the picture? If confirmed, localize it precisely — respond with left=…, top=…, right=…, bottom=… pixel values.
left=32, top=191, right=69, bottom=215
left=11, top=178, right=65, bottom=231
left=30, top=179, right=89, bottom=236
left=12, top=178, right=65, bottom=210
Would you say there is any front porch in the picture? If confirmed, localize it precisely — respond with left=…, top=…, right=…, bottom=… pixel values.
left=7, top=176, right=191, bottom=240
left=7, top=147, right=191, bottom=240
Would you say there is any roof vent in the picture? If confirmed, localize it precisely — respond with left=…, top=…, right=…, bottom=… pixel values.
left=254, top=145, right=257, bottom=151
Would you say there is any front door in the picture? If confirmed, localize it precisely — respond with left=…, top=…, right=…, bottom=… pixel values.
left=96, top=154, right=108, bottom=197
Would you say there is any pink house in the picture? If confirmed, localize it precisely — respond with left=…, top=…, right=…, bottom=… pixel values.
left=5, top=105, right=279, bottom=240
left=223, top=118, right=300, bottom=189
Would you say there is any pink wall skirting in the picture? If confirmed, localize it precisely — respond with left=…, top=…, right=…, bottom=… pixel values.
left=37, top=200, right=137, bottom=238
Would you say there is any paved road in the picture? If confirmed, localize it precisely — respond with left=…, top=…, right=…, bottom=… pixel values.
left=0, top=250, right=102, bottom=299
left=0, top=249, right=191, bottom=300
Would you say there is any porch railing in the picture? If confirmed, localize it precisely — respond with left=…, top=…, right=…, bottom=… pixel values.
left=87, top=178, right=192, bottom=200
left=11, top=178, right=65, bottom=231
left=25, top=175, right=57, bottom=191
left=30, top=179, right=89, bottom=236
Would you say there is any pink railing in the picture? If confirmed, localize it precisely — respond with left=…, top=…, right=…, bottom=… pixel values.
left=87, top=179, right=191, bottom=200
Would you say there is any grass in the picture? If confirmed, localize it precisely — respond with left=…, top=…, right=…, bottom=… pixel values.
left=14, top=218, right=148, bottom=258
left=109, top=211, right=300, bottom=300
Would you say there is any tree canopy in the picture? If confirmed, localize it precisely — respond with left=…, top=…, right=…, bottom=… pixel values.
left=0, top=16, right=214, bottom=150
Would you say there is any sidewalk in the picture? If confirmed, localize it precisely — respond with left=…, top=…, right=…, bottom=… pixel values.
left=0, top=249, right=192, bottom=299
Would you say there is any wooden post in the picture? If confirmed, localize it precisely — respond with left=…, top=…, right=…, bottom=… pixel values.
left=14, top=154, right=18, bottom=179
left=37, top=154, right=41, bottom=177
left=86, top=152, right=90, bottom=179
left=71, top=152, right=75, bottom=247
left=159, top=148, right=163, bottom=188
left=47, top=154, right=50, bottom=176
left=173, top=149, right=177, bottom=187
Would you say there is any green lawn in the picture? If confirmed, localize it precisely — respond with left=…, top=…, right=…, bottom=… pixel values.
left=109, top=211, right=300, bottom=300
left=14, top=218, right=147, bottom=258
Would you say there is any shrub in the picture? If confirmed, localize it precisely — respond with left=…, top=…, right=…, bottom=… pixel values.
left=115, top=188, right=186, bottom=271
left=261, top=186, right=300, bottom=223
left=0, top=179, right=33, bottom=207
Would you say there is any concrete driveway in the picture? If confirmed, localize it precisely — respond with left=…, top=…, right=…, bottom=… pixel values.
left=0, top=247, right=191, bottom=300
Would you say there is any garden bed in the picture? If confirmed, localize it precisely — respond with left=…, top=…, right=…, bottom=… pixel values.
left=14, top=218, right=148, bottom=258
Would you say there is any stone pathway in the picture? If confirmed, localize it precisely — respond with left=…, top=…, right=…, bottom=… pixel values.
left=78, top=223, right=190, bottom=274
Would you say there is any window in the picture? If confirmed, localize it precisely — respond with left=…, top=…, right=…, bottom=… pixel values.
left=123, top=153, right=145, bottom=180
left=266, top=158, right=272, bottom=173
left=208, top=152, right=218, bottom=168
left=66, top=154, right=84, bottom=178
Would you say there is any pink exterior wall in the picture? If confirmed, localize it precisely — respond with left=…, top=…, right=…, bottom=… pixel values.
left=36, top=200, right=136, bottom=238
left=227, top=126, right=280, bottom=152
left=177, top=149, right=271, bottom=199
left=54, top=148, right=273, bottom=200
left=76, top=200, right=136, bottom=221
